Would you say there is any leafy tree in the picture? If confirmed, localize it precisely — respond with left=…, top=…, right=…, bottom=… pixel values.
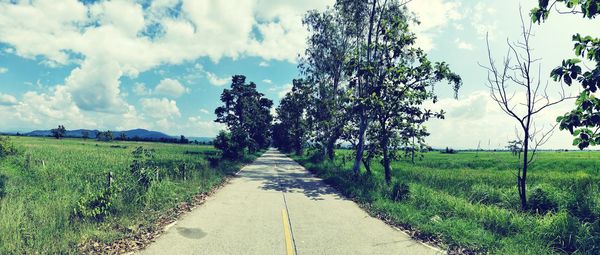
left=215, top=75, right=273, bottom=157
left=97, top=130, right=114, bottom=142
left=361, top=2, right=460, bottom=183
left=300, top=7, right=353, bottom=160
left=51, top=125, right=66, bottom=139
left=179, top=135, right=189, bottom=144
left=532, top=0, right=600, bottom=149
left=119, top=132, right=127, bottom=141
left=483, top=11, right=571, bottom=209
left=213, top=130, right=244, bottom=159
left=273, top=79, right=309, bottom=155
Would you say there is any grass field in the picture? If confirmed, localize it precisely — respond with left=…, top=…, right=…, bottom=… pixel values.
left=292, top=150, right=600, bottom=254
left=0, top=136, right=254, bottom=254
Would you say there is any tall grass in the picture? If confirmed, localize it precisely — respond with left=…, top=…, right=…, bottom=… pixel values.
left=292, top=150, right=600, bottom=254
left=0, top=136, right=257, bottom=254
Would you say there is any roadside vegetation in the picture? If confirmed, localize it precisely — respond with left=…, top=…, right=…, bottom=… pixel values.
left=292, top=150, right=600, bottom=254
left=0, top=136, right=259, bottom=254
left=272, top=0, right=600, bottom=254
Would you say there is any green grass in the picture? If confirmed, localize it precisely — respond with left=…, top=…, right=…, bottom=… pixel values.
left=0, top=136, right=257, bottom=254
left=292, top=150, right=600, bottom=254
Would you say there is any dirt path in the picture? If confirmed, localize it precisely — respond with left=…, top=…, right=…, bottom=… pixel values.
left=138, top=148, right=442, bottom=255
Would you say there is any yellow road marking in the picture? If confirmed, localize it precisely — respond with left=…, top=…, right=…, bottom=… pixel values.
left=281, top=209, right=295, bottom=255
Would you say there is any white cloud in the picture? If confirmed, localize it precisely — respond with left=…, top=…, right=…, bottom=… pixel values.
left=0, top=93, right=17, bottom=106
left=455, top=38, right=474, bottom=50
left=206, top=72, right=230, bottom=86
left=199, top=108, right=210, bottom=114
left=270, top=83, right=292, bottom=98
left=132, top=82, right=150, bottom=96
left=0, top=67, right=7, bottom=74
left=186, top=116, right=225, bottom=137
left=425, top=90, right=577, bottom=149
left=154, top=78, right=189, bottom=98
left=259, top=61, right=270, bottom=67
left=140, top=97, right=181, bottom=119
left=262, top=79, right=273, bottom=84
left=407, top=0, right=462, bottom=51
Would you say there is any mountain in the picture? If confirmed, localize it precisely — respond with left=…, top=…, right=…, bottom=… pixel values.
left=24, top=128, right=173, bottom=140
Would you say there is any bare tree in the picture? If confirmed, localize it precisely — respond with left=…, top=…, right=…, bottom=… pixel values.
left=481, top=9, right=572, bottom=210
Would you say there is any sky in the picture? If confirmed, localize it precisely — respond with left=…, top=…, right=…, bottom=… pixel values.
left=0, top=0, right=597, bottom=149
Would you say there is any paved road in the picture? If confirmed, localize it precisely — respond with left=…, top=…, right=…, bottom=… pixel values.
left=139, top=149, right=442, bottom=255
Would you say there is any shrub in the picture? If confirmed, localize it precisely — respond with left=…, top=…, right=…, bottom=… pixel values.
left=529, top=186, right=558, bottom=214
left=389, top=181, right=410, bottom=202
left=0, top=136, right=19, bottom=157
left=130, top=147, right=156, bottom=191
left=74, top=186, right=116, bottom=221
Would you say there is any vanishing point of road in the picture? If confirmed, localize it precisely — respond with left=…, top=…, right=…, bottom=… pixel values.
left=139, top=149, right=442, bottom=255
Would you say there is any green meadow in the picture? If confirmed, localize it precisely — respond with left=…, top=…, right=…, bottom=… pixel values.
left=292, top=150, right=600, bottom=254
left=0, top=136, right=253, bottom=254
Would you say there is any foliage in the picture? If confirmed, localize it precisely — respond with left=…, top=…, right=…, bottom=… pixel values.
left=51, top=125, right=66, bottom=139
left=130, top=146, right=156, bottom=192
left=0, top=137, right=242, bottom=254
left=0, top=136, right=19, bottom=157
left=272, top=79, right=310, bottom=155
left=96, top=130, right=114, bottom=142
left=292, top=150, right=600, bottom=254
left=529, top=186, right=559, bottom=214
left=213, top=130, right=244, bottom=159
left=74, top=184, right=117, bottom=221
left=215, top=75, right=273, bottom=157
left=532, top=0, right=600, bottom=149
left=389, top=181, right=410, bottom=202
left=0, top=174, right=6, bottom=199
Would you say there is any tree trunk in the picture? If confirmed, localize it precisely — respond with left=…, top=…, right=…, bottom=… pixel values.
left=362, top=156, right=372, bottom=175
left=381, top=134, right=391, bottom=183
left=519, top=133, right=529, bottom=210
left=352, top=115, right=368, bottom=174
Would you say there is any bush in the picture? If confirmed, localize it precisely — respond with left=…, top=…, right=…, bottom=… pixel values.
left=529, top=186, right=558, bottom=214
left=0, top=136, right=19, bottom=157
left=130, top=147, right=156, bottom=191
left=389, top=181, right=410, bottom=202
left=74, top=186, right=116, bottom=221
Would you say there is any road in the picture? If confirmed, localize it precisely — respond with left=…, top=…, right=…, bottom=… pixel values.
left=139, top=148, right=442, bottom=255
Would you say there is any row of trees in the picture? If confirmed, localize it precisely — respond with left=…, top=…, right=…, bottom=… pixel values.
left=214, top=75, right=273, bottom=159
left=49, top=125, right=190, bottom=144
left=273, top=0, right=462, bottom=183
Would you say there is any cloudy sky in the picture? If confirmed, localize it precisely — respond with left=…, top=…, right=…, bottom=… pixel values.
left=0, top=0, right=596, bottom=149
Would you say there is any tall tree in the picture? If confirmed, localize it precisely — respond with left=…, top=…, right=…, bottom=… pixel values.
left=532, top=0, right=600, bottom=149
left=301, top=6, right=352, bottom=161
left=273, top=79, right=310, bottom=155
left=215, top=75, right=273, bottom=156
left=363, top=2, right=461, bottom=183
left=483, top=11, right=571, bottom=209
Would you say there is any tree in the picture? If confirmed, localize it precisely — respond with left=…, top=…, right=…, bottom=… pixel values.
left=273, top=79, right=309, bottom=155
left=119, top=132, right=127, bottom=141
left=51, top=125, right=66, bottom=139
left=482, top=11, right=571, bottom=209
left=215, top=75, right=273, bottom=157
left=97, top=130, right=114, bottom=142
left=362, top=2, right=461, bottom=183
left=532, top=1, right=600, bottom=149
left=300, top=6, right=352, bottom=160
left=179, top=135, right=189, bottom=144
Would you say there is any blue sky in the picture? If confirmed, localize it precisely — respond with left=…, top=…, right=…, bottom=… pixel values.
left=0, top=0, right=597, bottom=149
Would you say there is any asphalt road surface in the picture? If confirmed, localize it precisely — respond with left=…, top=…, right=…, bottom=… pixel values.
left=139, top=148, right=442, bottom=255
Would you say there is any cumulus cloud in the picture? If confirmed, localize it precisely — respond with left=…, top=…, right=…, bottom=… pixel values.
left=132, top=82, right=150, bottom=96
left=269, top=83, right=292, bottom=98
left=154, top=78, right=189, bottom=98
left=206, top=72, right=230, bottom=86
left=0, top=93, right=17, bottom=106
left=455, top=38, right=474, bottom=50
left=0, top=67, right=7, bottom=74
left=425, top=90, right=577, bottom=149
left=407, top=0, right=463, bottom=51
left=140, top=97, right=181, bottom=119
left=186, top=116, right=225, bottom=137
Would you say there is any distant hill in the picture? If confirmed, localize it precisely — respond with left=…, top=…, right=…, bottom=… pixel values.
left=24, top=128, right=174, bottom=140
